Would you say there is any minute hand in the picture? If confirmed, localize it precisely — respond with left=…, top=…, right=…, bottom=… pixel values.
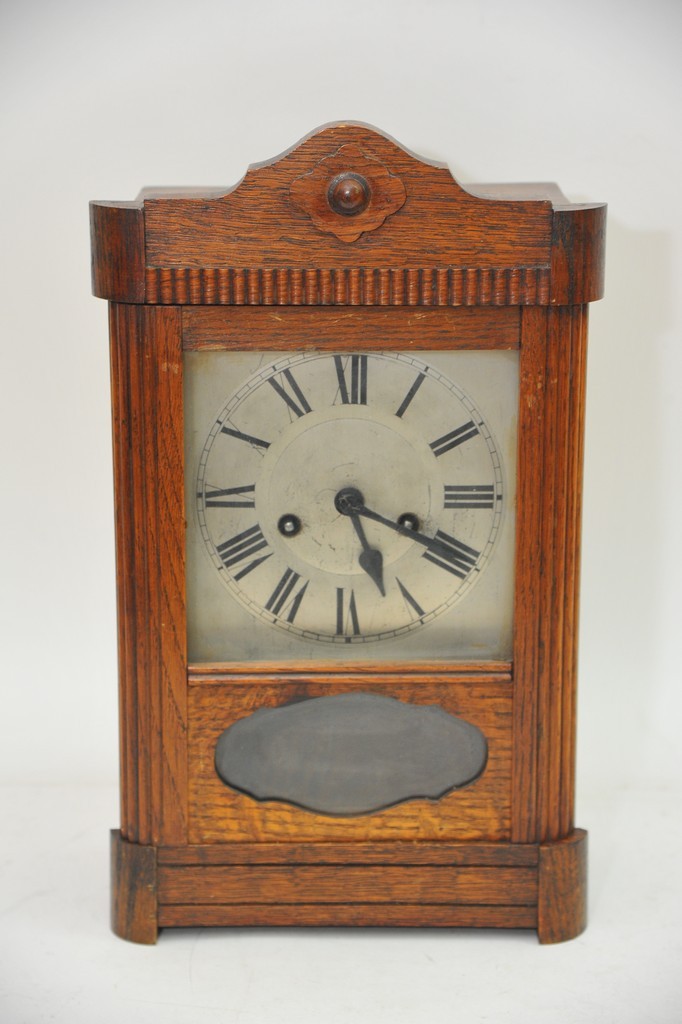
left=355, top=503, right=480, bottom=576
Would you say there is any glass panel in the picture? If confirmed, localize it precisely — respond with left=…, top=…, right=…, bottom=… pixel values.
left=185, top=348, right=518, bottom=663
left=214, top=692, right=488, bottom=816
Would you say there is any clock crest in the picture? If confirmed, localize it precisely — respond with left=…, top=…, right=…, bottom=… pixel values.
left=91, top=122, right=605, bottom=944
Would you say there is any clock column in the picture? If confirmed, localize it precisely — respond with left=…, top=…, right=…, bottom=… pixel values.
left=108, top=305, right=188, bottom=933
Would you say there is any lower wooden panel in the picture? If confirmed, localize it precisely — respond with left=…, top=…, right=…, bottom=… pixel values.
left=188, top=677, right=512, bottom=843
left=158, top=903, right=537, bottom=929
left=158, top=865, right=537, bottom=906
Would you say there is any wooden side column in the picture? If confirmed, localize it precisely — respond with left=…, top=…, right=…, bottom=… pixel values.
left=109, top=304, right=188, bottom=847
left=513, top=305, right=588, bottom=843
left=111, top=830, right=159, bottom=944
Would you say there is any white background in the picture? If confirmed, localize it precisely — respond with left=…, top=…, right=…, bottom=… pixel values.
left=1, top=0, right=681, bottom=1021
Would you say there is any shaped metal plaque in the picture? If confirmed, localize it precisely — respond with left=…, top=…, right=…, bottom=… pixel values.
left=214, top=692, right=488, bottom=816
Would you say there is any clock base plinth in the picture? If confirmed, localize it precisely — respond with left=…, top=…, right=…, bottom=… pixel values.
left=110, top=829, right=587, bottom=945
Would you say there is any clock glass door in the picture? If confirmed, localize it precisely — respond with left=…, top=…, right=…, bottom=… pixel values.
left=182, top=311, right=518, bottom=840
left=184, top=346, right=518, bottom=664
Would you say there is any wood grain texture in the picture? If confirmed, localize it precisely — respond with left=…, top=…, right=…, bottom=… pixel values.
left=511, top=307, right=546, bottom=842
left=90, top=201, right=145, bottom=303
left=158, top=864, right=537, bottom=905
left=188, top=661, right=512, bottom=682
left=187, top=676, right=512, bottom=844
left=561, top=309, right=589, bottom=837
left=110, top=830, right=158, bottom=945
left=538, top=829, right=587, bottom=943
left=512, top=307, right=588, bottom=843
left=182, top=305, right=519, bottom=352
left=158, top=903, right=537, bottom=929
left=109, top=305, right=188, bottom=845
left=157, top=840, right=537, bottom=866
left=147, top=265, right=551, bottom=306
left=143, top=124, right=553, bottom=269
left=91, top=124, right=605, bottom=307
left=550, top=205, right=607, bottom=305
left=540, top=307, right=588, bottom=842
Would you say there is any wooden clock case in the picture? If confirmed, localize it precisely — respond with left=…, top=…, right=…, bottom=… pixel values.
left=90, top=123, right=605, bottom=944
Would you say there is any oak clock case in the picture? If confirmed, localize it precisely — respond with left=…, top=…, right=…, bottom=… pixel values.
left=90, top=122, right=605, bottom=945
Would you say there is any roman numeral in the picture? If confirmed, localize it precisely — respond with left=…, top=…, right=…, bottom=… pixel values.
left=216, top=524, right=271, bottom=580
left=336, top=587, right=360, bottom=637
left=430, top=420, right=479, bottom=457
left=444, top=484, right=495, bottom=509
left=202, top=484, right=256, bottom=508
left=396, top=578, right=425, bottom=620
left=334, top=355, right=367, bottom=405
left=265, top=568, right=309, bottom=623
left=220, top=425, right=270, bottom=449
left=395, top=372, right=426, bottom=418
left=422, top=530, right=480, bottom=579
left=268, top=368, right=312, bottom=418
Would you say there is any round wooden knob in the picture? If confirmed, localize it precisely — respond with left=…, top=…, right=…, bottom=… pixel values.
left=327, top=174, right=370, bottom=216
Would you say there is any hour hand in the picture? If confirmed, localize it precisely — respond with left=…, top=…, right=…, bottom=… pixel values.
left=350, top=513, right=385, bottom=596
left=335, top=487, right=470, bottom=570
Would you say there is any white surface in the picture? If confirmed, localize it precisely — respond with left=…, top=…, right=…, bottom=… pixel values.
left=2, top=0, right=682, bottom=1020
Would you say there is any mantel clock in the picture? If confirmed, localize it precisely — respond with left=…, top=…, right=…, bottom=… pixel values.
left=90, top=123, right=605, bottom=943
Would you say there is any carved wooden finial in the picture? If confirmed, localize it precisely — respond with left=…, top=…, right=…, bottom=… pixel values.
left=289, top=143, right=407, bottom=242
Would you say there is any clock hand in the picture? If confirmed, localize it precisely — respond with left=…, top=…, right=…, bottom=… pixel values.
left=335, top=487, right=471, bottom=569
left=334, top=486, right=385, bottom=595
left=356, top=503, right=457, bottom=562
left=349, top=513, right=385, bottom=596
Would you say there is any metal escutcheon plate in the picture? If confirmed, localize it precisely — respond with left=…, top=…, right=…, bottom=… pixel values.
left=214, top=691, right=488, bottom=816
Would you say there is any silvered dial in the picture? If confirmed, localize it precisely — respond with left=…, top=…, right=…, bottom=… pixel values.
left=196, top=351, right=504, bottom=644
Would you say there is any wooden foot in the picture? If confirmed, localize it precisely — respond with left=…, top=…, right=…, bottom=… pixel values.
left=110, top=830, right=158, bottom=944
left=537, top=828, right=587, bottom=943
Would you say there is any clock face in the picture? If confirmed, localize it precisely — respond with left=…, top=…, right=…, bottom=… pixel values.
left=185, top=348, right=518, bottom=662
